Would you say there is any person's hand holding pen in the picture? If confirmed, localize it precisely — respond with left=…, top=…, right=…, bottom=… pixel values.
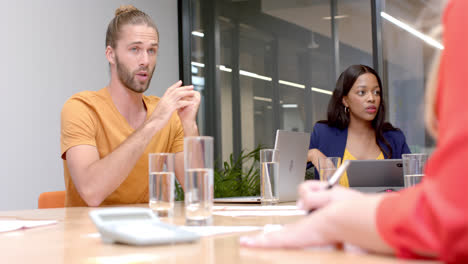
left=239, top=180, right=365, bottom=249
left=240, top=160, right=365, bottom=249
left=298, top=160, right=362, bottom=212
left=297, top=180, right=363, bottom=212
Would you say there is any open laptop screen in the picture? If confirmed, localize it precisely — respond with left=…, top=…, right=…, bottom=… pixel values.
left=214, top=130, right=309, bottom=203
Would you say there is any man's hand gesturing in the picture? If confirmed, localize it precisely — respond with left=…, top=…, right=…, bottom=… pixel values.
left=149, top=81, right=197, bottom=129
left=177, top=87, right=201, bottom=126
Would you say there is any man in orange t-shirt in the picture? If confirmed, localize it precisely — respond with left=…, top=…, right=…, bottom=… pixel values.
left=60, top=5, right=200, bottom=207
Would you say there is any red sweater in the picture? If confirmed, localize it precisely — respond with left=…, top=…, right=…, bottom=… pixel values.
left=376, top=0, right=468, bottom=262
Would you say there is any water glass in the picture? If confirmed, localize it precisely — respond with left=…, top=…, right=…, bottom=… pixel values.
left=403, top=153, right=428, bottom=187
left=260, top=149, right=279, bottom=205
left=184, top=136, right=214, bottom=225
left=148, top=153, right=175, bottom=217
left=318, top=157, right=341, bottom=182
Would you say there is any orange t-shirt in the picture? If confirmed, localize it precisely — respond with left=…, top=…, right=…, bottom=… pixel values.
left=60, top=87, right=184, bottom=207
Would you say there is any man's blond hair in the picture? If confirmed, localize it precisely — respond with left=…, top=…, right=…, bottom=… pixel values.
left=105, top=5, right=159, bottom=48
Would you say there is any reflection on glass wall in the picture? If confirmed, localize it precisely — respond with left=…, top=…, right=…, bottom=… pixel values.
left=191, top=0, right=336, bottom=161
left=238, top=24, right=275, bottom=152
left=217, top=18, right=233, bottom=160
left=337, top=0, right=373, bottom=73
left=188, top=0, right=442, bottom=161
left=190, top=0, right=205, bottom=136
left=383, top=0, right=443, bottom=152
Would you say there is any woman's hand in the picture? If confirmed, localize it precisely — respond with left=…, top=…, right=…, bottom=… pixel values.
left=240, top=180, right=360, bottom=249
left=239, top=209, right=337, bottom=248
left=240, top=180, right=364, bottom=249
left=240, top=193, right=393, bottom=254
left=296, top=180, right=363, bottom=211
left=307, top=148, right=327, bottom=168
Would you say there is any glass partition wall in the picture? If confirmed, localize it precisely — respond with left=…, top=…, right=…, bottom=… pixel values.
left=382, top=0, right=443, bottom=153
left=179, top=0, right=443, bottom=163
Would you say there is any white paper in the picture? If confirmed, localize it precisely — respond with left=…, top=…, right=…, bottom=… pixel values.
left=0, top=220, right=57, bottom=233
left=180, top=226, right=262, bottom=236
left=263, top=224, right=283, bottom=233
left=213, top=210, right=306, bottom=217
left=213, top=205, right=299, bottom=211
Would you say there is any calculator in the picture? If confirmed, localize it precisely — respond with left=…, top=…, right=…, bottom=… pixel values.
left=89, top=207, right=199, bottom=246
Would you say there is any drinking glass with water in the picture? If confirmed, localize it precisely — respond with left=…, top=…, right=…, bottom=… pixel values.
left=260, top=149, right=279, bottom=205
left=318, top=157, right=341, bottom=182
left=184, top=136, right=214, bottom=225
left=403, top=153, right=428, bottom=187
left=148, top=153, right=175, bottom=217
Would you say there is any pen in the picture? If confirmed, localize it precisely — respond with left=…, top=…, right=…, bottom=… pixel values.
left=307, top=160, right=351, bottom=214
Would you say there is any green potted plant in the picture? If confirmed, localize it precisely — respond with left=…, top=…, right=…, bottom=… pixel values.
left=174, top=145, right=262, bottom=201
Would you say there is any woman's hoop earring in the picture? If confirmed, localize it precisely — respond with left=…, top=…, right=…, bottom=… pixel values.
left=344, top=107, right=349, bottom=113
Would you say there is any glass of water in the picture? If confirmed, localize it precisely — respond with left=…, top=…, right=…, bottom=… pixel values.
left=184, top=136, right=214, bottom=225
left=403, top=153, right=428, bottom=188
left=148, top=153, right=175, bottom=217
left=318, top=157, right=341, bottom=182
left=260, top=149, right=279, bottom=205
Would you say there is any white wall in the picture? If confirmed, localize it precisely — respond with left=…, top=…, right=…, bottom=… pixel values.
left=0, top=0, right=179, bottom=210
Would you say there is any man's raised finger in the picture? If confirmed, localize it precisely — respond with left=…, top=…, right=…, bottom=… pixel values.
left=166, top=80, right=184, bottom=91
left=174, top=90, right=197, bottom=100
left=175, top=100, right=195, bottom=110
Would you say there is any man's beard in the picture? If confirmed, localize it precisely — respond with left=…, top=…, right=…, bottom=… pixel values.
left=115, top=55, right=155, bottom=93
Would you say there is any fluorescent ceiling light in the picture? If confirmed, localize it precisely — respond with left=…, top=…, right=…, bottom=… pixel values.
left=239, top=70, right=272, bottom=81
left=219, top=65, right=232, bottom=72
left=191, top=31, right=204, bottom=37
left=214, top=67, right=331, bottom=96
left=322, top=15, right=348, bottom=20
left=381, top=12, right=443, bottom=50
left=191, top=61, right=205, bottom=68
left=279, top=80, right=305, bottom=89
left=311, top=87, right=333, bottom=95
left=253, top=96, right=272, bottom=102
left=282, top=104, right=298, bottom=108
left=191, top=76, right=205, bottom=86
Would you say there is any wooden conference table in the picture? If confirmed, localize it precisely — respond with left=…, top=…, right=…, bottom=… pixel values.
left=0, top=202, right=439, bottom=264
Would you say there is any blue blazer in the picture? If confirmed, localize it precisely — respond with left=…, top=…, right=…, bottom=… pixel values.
left=308, top=123, right=411, bottom=179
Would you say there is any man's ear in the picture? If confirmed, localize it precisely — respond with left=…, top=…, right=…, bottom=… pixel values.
left=105, top=46, right=116, bottom=65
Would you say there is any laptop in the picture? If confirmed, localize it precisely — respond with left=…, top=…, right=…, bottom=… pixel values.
left=214, top=130, right=310, bottom=203
left=347, top=159, right=404, bottom=193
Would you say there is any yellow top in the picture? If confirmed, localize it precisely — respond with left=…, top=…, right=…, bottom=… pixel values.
left=60, top=87, right=184, bottom=207
left=339, top=149, right=384, bottom=187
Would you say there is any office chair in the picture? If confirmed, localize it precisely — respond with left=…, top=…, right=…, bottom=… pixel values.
left=38, top=191, right=65, bottom=209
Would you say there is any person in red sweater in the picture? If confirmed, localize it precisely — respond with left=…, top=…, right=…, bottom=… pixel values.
left=240, top=0, right=468, bottom=262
